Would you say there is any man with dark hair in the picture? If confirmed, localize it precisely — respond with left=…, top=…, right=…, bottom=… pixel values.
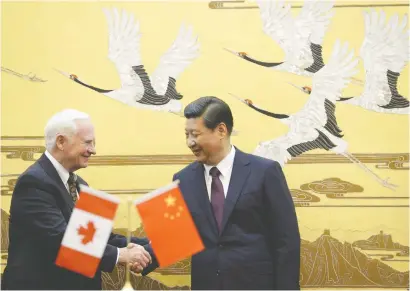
left=173, top=96, right=301, bottom=290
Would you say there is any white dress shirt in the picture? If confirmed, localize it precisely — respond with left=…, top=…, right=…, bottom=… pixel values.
left=203, top=145, right=236, bottom=200
left=44, top=150, right=119, bottom=264
left=45, top=150, right=79, bottom=200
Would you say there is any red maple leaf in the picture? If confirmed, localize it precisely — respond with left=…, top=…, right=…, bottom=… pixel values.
left=77, top=221, right=96, bottom=245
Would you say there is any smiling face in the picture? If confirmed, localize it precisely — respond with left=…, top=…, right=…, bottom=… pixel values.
left=56, top=119, right=96, bottom=172
left=185, top=116, right=227, bottom=165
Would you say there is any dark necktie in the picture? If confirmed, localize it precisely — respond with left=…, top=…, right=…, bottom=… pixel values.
left=67, top=172, right=78, bottom=203
left=210, top=167, right=225, bottom=232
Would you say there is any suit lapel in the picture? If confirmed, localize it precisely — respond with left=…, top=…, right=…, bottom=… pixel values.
left=192, top=163, right=219, bottom=236
left=38, top=154, right=74, bottom=218
left=220, top=149, right=251, bottom=233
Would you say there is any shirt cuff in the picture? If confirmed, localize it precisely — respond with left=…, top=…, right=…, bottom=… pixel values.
left=116, top=247, right=119, bottom=264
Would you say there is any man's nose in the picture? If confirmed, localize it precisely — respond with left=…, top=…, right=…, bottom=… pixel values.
left=187, top=138, right=196, bottom=148
left=88, top=145, right=96, bottom=155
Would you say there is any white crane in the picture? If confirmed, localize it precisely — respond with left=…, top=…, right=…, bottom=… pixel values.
left=291, top=10, right=409, bottom=114
left=230, top=40, right=397, bottom=190
left=224, top=0, right=339, bottom=77
left=56, top=8, right=200, bottom=115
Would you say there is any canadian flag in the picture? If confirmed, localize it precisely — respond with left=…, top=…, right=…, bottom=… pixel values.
left=55, top=185, right=120, bottom=278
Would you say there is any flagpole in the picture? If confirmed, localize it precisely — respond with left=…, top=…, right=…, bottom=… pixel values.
left=121, top=197, right=134, bottom=291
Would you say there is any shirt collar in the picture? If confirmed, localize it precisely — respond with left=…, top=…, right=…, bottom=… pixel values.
left=204, top=145, right=236, bottom=178
left=45, top=150, right=70, bottom=185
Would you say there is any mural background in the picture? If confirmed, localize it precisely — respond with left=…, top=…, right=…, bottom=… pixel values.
left=1, top=0, right=409, bottom=289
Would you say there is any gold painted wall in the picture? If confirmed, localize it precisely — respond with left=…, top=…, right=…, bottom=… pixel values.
left=1, top=0, right=409, bottom=289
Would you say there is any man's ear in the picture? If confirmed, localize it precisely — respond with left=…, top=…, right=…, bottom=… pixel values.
left=55, top=135, right=65, bottom=151
left=217, top=123, right=228, bottom=138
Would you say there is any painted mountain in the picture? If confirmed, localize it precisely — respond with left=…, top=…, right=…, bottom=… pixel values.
left=353, top=231, right=409, bottom=256
left=301, top=230, right=409, bottom=288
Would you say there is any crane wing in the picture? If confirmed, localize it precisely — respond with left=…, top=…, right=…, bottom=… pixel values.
left=308, top=39, right=359, bottom=105
left=291, top=40, right=358, bottom=137
left=295, top=0, right=335, bottom=45
left=150, top=24, right=200, bottom=96
left=256, top=0, right=334, bottom=67
left=296, top=0, right=335, bottom=71
left=359, top=10, right=409, bottom=107
left=255, top=0, right=295, bottom=62
left=103, top=8, right=142, bottom=91
left=253, top=128, right=337, bottom=166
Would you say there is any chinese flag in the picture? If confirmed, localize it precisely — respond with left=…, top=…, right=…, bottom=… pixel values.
left=134, top=180, right=204, bottom=267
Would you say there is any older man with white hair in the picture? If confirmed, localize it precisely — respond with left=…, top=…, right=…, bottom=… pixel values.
left=2, top=109, right=158, bottom=290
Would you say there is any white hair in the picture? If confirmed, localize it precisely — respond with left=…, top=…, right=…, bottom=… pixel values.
left=44, top=109, right=90, bottom=151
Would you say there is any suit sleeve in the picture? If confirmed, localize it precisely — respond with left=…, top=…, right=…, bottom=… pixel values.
left=108, top=233, right=149, bottom=247
left=10, top=176, right=119, bottom=273
left=140, top=243, right=159, bottom=276
left=263, top=161, right=301, bottom=290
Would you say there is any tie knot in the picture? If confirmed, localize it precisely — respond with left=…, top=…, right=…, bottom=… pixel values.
left=68, top=172, right=77, bottom=184
left=209, top=167, right=221, bottom=178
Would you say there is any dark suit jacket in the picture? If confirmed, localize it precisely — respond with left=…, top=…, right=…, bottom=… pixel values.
left=173, top=148, right=300, bottom=290
left=2, top=154, right=157, bottom=290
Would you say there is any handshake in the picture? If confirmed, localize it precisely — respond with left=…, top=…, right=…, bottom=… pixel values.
left=118, top=243, right=152, bottom=273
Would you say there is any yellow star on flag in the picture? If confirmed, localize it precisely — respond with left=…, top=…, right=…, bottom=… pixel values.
left=164, top=194, right=176, bottom=207
left=163, top=194, right=184, bottom=220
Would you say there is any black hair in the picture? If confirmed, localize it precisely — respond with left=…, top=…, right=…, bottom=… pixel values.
left=184, top=96, right=234, bottom=135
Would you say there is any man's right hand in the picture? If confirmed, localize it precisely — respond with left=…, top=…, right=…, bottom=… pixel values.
left=118, top=243, right=151, bottom=273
